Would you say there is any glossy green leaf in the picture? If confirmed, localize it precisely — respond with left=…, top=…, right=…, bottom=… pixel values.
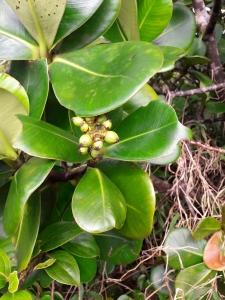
left=0, top=290, right=32, bottom=300
left=0, top=249, right=10, bottom=289
left=62, top=232, right=100, bottom=258
left=59, top=0, right=121, bottom=52
left=103, top=19, right=126, bottom=42
left=164, top=228, right=207, bottom=270
left=74, top=256, right=97, bottom=283
left=218, top=37, right=225, bottom=62
left=46, top=250, right=80, bottom=286
left=14, top=115, right=89, bottom=162
left=107, top=107, right=123, bottom=129
left=138, top=0, right=173, bottom=42
left=192, top=217, right=222, bottom=241
left=12, top=192, right=40, bottom=271
left=6, top=0, right=66, bottom=50
left=123, top=84, right=158, bottom=115
left=206, top=101, right=225, bottom=114
left=175, top=263, right=217, bottom=300
left=72, top=168, right=126, bottom=233
left=117, top=0, right=139, bottom=41
left=34, top=259, right=56, bottom=270
left=158, top=46, right=185, bottom=72
left=8, top=271, right=19, bottom=293
left=38, top=222, right=83, bottom=252
left=3, top=157, right=55, bottom=236
left=104, top=101, right=192, bottom=161
left=150, top=265, right=174, bottom=295
left=183, top=56, right=210, bottom=67
left=9, top=59, right=48, bottom=119
left=149, top=144, right=181, bottom=165
left=94, top=230, right=142, bottom=264
left=187, top=37, right=206, bottom=57
left=0, top=73, right=29, bottom=159
left=0, top=238, right=14, bottom=260
left=191, top=70, right=214, bottom=86
left=97, top=160, right=155, bottom=238
left=53, top=0, right=103, bottom=48
left=39, top=270, right=53, bottom=288
left=153, top=4, right=196, bottom=51
left=0, top=1, right=39, bottom=60
left=49, top=42, right=163, bottom=116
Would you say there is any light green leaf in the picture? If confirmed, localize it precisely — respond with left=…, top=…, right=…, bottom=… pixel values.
left=104, top=101, right=192, bottom=161
left=6, top=0, right=66, bottom=50
left=0, top=249, right=10, bottom=289
left=59, top=0, right=121, bottom=52
left=0, top=73, right=29, bottom=158
left=53, top=0, right=103, bottom=48
left=62, top=232, right=100, bottom=258
left=38, top=222, right=83, bottom=252
left=149, top=144, right=181, bottom=165
left=9, top=59, right=48, bottom=119
left=97, top=160, right=155, bottom=238
left=14, top=115, right=89, bottom=162
left=117, top=0, right=139, bottom=41
left=3, top=157, right=55, bottom=236
left=34, top=259, right=56, bottom=270
left=0, top=290, right=32, bottom=300
left=94, top=230, right=142, bottom=264
left=123, top=84, right=158, bottom=115
left=8, top=271, right=19, bottom=293
left=0, top=1, right=39, bottom=60
left=49, top=41, right=163, bottom=116
left=150, top=265, right=174, bottom=295
left=153, top=4, right=196, bottom=51
left=12, top=192, right=40, bottom=271
left=72, top=168, right=126, bottom=233
left=46, top=250, right=80, bottom=286
left=175, top=263, right=217, bottom=300
left=158, top=46, right=185, bottom=72
left=164, top=228, right=206, bottom=270
left=138, top=0, right=173, bottom=42
left=192, top=217, right=222, bottom=241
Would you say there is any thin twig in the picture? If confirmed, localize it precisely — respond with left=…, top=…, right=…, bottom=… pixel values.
left=190, top=140, right=225, bottom=154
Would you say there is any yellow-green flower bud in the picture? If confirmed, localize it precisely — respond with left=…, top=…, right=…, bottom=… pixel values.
left=78, top=147, right=89, bottom=155
left=93, top=140, right=103, bottom=150
left=90, top=149, right=102, bottom=159
left=72, top=116, right=84, bottom=127
left=80, top=122, right=89, bottom=132
left=79, top=134, right=93, bottom=147
left=104, top=131, right=119, bottom=144
left=102, top=119, right=112, bottom=130
left=96, top=114, right=107, bottom=124
left=85, top=117, right=95, bottom=124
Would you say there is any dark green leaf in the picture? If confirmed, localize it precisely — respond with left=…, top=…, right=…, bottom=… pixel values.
left=39, top=270, right=53, bottom=288
left=153, top=4, right=196, bottom=51
left=107, top=107, right=123, bottom=129
left=62, top=232, right=100, bottom=258
left=97, top=160, right=155, bottom=238
left=59, top=0, right=121, bottom=52
left=9, top=59, right=48, bottom=120
left=158, top=46, right=185, bottom=72
left=49, top=42, right=163, bottom=116
left=14, top=115, right=89, bottom=162
left=46, top=250, right=80, bottom=286
left=74, top=256, right=97, bottom=283
left=94, top=230, right=142, bottom=264
left=206, top=101, right=225, bottom=114
left=12, top=191, right=40, bottom=271
left=38, top=222, right=83, bottom=252
left=164, top=228, right=207, bottom=270
left=53, top=0, right=103, bottom=48
left=175, top=263, right=217, bottom=300
left=6, top=0, right=66, bottom=50
left=192, top=217, right=222, bottom=240
left=103, top=101, right=192, bottom=161
left=72, top=168, right=126, bottom=233
left=138, top=0, right=173, bottom=42
left=3, top=157, right=55, bottom=236
left=0, top=1, right=39, bottom=59
left=104, top=19, right=126, bottom=42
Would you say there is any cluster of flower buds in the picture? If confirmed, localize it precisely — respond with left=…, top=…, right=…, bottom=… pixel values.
left=72, top=114, right=120, bottom=159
